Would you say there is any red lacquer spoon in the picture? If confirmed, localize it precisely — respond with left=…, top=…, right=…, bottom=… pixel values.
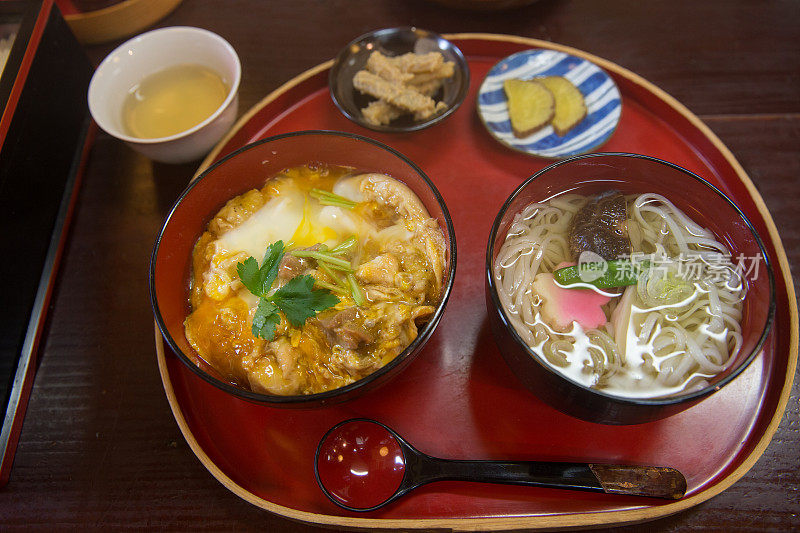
left=315, top=418, right=687, bottom=512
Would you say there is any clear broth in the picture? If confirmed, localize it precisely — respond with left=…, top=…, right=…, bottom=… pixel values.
left=122, top=64, right=229, bottom=139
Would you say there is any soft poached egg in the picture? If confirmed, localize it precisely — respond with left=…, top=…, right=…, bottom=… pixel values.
left=216, top=180, right=361, bottom=260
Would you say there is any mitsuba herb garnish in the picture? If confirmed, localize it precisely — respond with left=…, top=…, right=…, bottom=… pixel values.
left=236, top=240, right=339, bottom=340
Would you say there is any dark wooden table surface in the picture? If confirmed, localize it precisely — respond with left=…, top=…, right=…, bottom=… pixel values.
left=1, top=0, right=798, bottom=530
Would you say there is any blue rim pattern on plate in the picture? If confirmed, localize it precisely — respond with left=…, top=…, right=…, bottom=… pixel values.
left=478, top=49, right=622, bottom=158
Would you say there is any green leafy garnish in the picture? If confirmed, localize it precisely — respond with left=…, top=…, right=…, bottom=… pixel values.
left=252, top=299, right=281, bottom=340
left=271, top=274, right=340, bottom=327
left=237, top=241, right=284, bottom=296
left=236, top=240, right=339, bottom=340
left=554, top=259, right=651, bottom=289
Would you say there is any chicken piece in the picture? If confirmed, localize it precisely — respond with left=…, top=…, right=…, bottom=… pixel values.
left=411, top=305, right=435, bottom=321
left=317, top=307, right=374, bottom=350
left=207, top=189, right=265, bottom=235
left=357, top=173, right=446, bottom=293
left=184, top=297, right=262, bottom=385
left=569, top=190, right=630, bottom=261
left=278, top=252, right=309, bottom=279
left=278, top=244, right=322, bottom=279
left=272, top=337, right=300, bottom=375
left=331, top=348, right=380, bottom=376
left=247, top=337, right=304, bottom=395
left=358, top=174, right=431, bottom=226
left=372, top=302, right=423, bottom=356
left=356, top=254, right=399, bottom=286
left=364, top=285, right=405, bottom=302
left=200, top=246, right=249, bottom=300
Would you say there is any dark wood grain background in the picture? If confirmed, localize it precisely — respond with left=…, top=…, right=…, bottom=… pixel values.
left=1, top=0, right=797, bottom=530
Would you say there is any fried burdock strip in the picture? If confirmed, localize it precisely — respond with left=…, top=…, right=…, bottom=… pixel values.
left=408, top=78, right=445, bottom=97
left=407, top=61, right=455, bottom=85
left=362, top=99, right=448, bottom=126
left=361, top=100, right=403, bottom=126
left=353, top=70, right=436, bottom=117
left=409, top=78, right=448, bottom=120
left=366, top=51, right=453, bottom=84
left=355, top=50, right=455, bottom=125
left=359, top=75, right=448, bottom=126
left=418, top=101, right=448, bottom=120
left=391, top=51, right=444, bottom=73
left=365, top=51, right=414, bottom=83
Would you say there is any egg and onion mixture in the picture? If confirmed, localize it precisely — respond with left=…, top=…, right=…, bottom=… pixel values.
left=184, top=164, right=447, bottom=395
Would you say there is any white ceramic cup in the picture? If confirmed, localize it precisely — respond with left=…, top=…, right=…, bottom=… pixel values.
left=88, top=26, right=241, bottom=164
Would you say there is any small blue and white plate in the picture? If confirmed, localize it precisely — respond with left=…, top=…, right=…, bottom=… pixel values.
left=478, top=49, right=622, bottom=159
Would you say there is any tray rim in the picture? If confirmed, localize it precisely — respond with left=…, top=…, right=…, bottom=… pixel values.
left=155, top=33, right=798, bottom=531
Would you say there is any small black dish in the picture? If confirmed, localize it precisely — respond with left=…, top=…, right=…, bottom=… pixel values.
left=329, top=27, right=470, bottom=133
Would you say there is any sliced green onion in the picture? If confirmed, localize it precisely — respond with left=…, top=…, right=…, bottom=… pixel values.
left=290, top=250, right=353, bottom=269
left=330, top=236, right=357, bottom=255
left=347, top=272, right=364, bottom=306
left=319, top=198, right=355, bottom=208
left=318, top=261, right=348, bottom=288
left=312, top=278, right=349, bottom=296
left=310, top=188, right=356, bottom=209
left=321, top=262, right=354, bottom=273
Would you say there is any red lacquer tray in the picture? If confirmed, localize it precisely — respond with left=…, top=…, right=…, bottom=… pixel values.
left=155, top=35, right=797, bottom=530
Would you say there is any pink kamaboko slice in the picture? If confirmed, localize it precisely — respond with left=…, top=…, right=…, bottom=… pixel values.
left=532, top=272, right=611, bottom=332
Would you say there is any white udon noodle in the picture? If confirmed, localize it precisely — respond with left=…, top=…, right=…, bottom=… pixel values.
left=493, top=193, right=745, bottom=398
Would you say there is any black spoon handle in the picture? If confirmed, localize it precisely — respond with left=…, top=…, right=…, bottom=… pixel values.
left=410, top=456, right=687, bottom=500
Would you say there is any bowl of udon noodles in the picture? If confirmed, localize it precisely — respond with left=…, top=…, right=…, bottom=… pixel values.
left=486, top=153, right=775, bottom=425
left=150, top=130, right=456, bottom=407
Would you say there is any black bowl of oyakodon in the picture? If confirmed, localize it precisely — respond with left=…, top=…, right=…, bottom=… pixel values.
left=150, top=130, right=456, bottom=407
